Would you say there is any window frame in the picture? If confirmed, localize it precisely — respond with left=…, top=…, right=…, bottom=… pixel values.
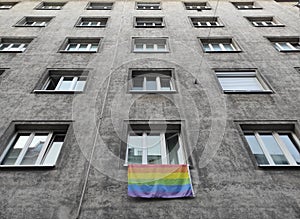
left=129, top=69, right=176, bottom=93
left=75, top=17, right=109, bottom=28
left=243, top=130, right=300, bottom=167
left=134, top=17, right=165, bottom=28
left=59, top=37, right=101, bottom=53
left=245, top=16, right=285, bottom=27
left=35, top=2, right=66, bottom=10
left=132, top=37, right=169, bottom=53
left=0, top=2, right=18, bottom=9
left=86, top=2, right=114, bottom=10
left=183, top=2, right=211, bottom=10
left=0, top=37, right=33, bottom=53
left=34, top=69, right=89, bottom=94
left=266, top=37, right=300, bottom=52
left=232, top=1, right=262, bottom=10
left=189, top=16, right=224, bottom=28
left=136, top=2, right=161, bottom=10
left=214, top=69, right=273, bottom=93
left=199, top=38, right=242, bottom=53
left=14, top=16, right=54, bottom=27
left=124, top=125, right=186, bottom=166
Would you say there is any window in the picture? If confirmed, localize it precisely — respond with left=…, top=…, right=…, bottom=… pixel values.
left=242, top=125, right=300, bottom=166
left=232, top=2, right=262, bottom=10
left=199, top=38, right=241, bottom=52
left=35, top=2, right=66, bottom=10
left=35, top=69, right=88, bottom=93
left=190, top=17, right=223, bottom=27
left=0, top=2, right=18, bottom=9
left=60, top=38, right=101, bottom=52
left=184, top=2, right=211, bottom=10
left=0, top=124, right=68, bottom=167
left=136, top=2, right=161, bottom=10
left=245, top=17, right=284, bottom=27
left=133, top=38, right=168, bottom=52
left=267, top=37, right=300, bottom=52
left=86, top=2, right=113, bottom=10
left=0, top=38, right=33, bottom=53
left=135, top=17, right=164, bottom=28
left=15, top=16, right=53, bottom=27
left=215, top=70, right=272, bottom=93
left=76, top=17, right=108, bottom=27
left=130, top=69, right=175, bottom=92
left=125, top=124, right=185, bottom=165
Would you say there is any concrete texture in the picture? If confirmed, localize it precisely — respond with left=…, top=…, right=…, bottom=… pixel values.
left=0, top=1, right=299, bottom=219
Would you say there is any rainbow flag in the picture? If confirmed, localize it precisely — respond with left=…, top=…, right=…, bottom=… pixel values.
left=128, top=164, right=194, bottom=198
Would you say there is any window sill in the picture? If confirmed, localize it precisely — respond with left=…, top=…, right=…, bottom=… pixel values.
left=194, top=25, right=224, bottom=28
left=33, top=90, right=84, bottom=94
left=223, top=90, right=273, bottom=94
left=277, top=49, right=300, bottom=52
left=0, top=51, right=24, bottom=53
left=0, top=165, right=55, bottom=169
left=186, top=8, right=212, bottom=11
left=254, top=25, right=285, bottom=27
left=237, top=8, right=263, bottom=10
left=135, top=26, right=165, bottom=28
left=59, top=50, right=98, bottom=53
left=86, top=8, right=112, bottom=10
left=205, top=50, right=242, bottom=53
left=130, top=90, right=177, bottom=94
left=258, top=165, right=300, bottom=168
left=14, top=25, right=46, bottom=27
left=75, top=25, right=106, bottom=28
left=35, top=8, right=62, bottom=10
left=133, top=51, right=169, bottom=53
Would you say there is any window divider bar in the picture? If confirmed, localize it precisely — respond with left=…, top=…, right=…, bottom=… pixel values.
left=161, top=133, right=167, bottom=164
left=15, top=132, right=35, bottom=165
left=35, top=132, right=53, bottom=165
left=55, top=76, right=64, bottom=91
left=254, top=132, right=275, bottom=165
left=142, top=132, right=147, bottom=164
left=273, top=132, right=297, bottom=165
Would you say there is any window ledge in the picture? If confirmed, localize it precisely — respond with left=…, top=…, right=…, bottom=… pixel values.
left=0, top=165, right=55, bottom=169
left=195, top=26, right=224, bottom=28
left=33, top=90, right=84, bottom=94
left=205, top=50, right=242, bottom=53
left=35, top=9, right=62, bottom=10
left=258, top=165, right=300, bottom=168
left=14, top=25, right=46, bottom=27
left=59, top=50, right=98, bottom=53
left=254, top=25, right=285, bottom=27
left=223, top=90, right=273, bottom=94
left=133, top=51, right=169, bottom=53
left=0, top=51, right=24, bottom=53
left=278, top=49, right=300, bottom=52
left=130, top=90, right=177, bottom=94
left=135, top=26, right=165, bottom=28
left=237, top=8, right=263, bottom=10
left=75, top=25, right=106, bottom=28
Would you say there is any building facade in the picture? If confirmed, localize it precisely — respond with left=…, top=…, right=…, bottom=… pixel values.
left=0, top=0, right=299, bottom=218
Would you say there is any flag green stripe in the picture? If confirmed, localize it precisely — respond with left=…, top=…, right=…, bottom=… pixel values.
left=128, top=178, right=190, bottom=185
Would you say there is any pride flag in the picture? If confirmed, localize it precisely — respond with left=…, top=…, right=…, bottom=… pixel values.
left=128, top=164, right=194, bottom=198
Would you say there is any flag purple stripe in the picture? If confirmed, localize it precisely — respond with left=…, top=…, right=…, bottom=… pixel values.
left=128, top=189, right=193, bottom=198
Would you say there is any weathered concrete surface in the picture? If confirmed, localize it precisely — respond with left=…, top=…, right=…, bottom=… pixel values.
left=0, top=1, right=299, bottom=219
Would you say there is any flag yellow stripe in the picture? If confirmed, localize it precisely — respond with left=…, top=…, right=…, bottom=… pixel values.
left=128, top=172, right=189, bottom=180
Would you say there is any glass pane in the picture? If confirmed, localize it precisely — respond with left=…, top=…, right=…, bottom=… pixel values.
left=2, top=134, right=30, bottom=165
left=21, top=134, right=48, bottom=165
left=45, top=77, right=59, bottom=90
left=145, top=44, right=154, bottom=51
left=223, top=43, right=234, bottom=51
left=78, top=44, right=89, bottom=51
left=9, top=44, right=23, bottom=51
left=146, top=134, right=161, bottom=164
left=90, top=44, right=98, bottom=52
left=132, top=77, right=144, bottom=90
left=260, top=134, right=289, bottom=165
left=145, top=76, right=157, bottom=90
left=74, top=77, right=86, bottom=91
left=245, top=135, right=269, bottom=165
left=81, top=21, right=89, bottom=26
left=211, top=43, right=222, bottom=51
left=279, top=134, right=300, bottom=164
left=157, top=44, right=166, bottom=51
left=275, top=43, right=291, bottom=51
left=160, top=77, right=172, bottom=91
left=67, top=44, right=77, bottom=51
left=203, top=44, right=211, bottom=51
left=0, top=44, right=9, bottom=51
left=135, top=44, right=144, bottom=51
left=166, top=133, right=181, bottom=164
left=127, top=133, right=143, bottom=164
left=43, top=134, right=65, bottom=165
left=218, top=77, right=263, bottom=91
left=57, top=77, right=73, bottom=91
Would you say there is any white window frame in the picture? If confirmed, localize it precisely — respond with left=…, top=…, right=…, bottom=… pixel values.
left=87, top=3, right=113, bottom=10
left=253, top=21, right=277, bottom=27
left=80, top=21, right=102, bottom=27
left=194, top=21, right=220, bottom=27
left=205, top=43, right=236, bottom=52
left=24, top=21, right=47, bottom=26
left=245, top=131, right=300, bottom=166
left=125, top=131, right=185, bottom=165
left=136, top=2, right=161, bottom=10
left=135, top=18, right=164, bottom=27
left=0, top=43, right=27, bottom=52
left=65, top=43, right=98, bottom=52
left=0, top=5, right=13, bottom=9
left=185, top=3, right=211, bottom=10
left=131, top=74, right=175, bottom=92
left=0, top=131, right=65, bottom=167
left=215, top=71, right=272, bottom=92
left=43, top=75, right=86, bottom=91
left=41, top=5, right=62, bottom=9
left=274, top=42, right=300, bottom=52
left=133, top=38, right=168, bottom=52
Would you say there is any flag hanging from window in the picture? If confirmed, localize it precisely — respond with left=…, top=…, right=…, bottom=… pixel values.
left=128, top=164, right=194, bottom=198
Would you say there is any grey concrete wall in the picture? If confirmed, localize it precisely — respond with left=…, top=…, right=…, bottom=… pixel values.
left=0, top=1, right=299, bottom=219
